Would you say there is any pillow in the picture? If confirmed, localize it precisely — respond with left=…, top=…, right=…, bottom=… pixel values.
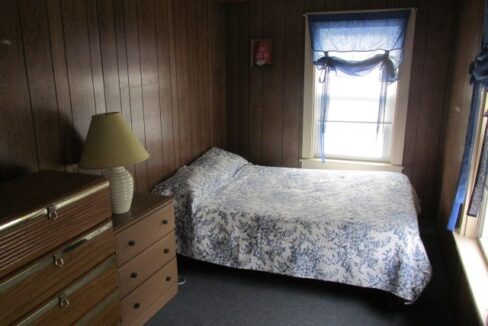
left=151, top=148, right=249, bottom=218
left=189, top=147, right=248, bottom=183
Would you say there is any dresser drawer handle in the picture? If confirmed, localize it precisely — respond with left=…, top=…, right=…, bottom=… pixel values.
left=162, top=219, right=168, bottom=225
left=166, top=276, right=172, bottom=282
left=164, top=248, right=170, bottom=254
left=130, top=272, right=138, bottom=278
left=59, top=295, right=70, bottom=308
left=134, top=303, right=140, bottom=309
left=47, top=206, right=58, bottom=220
left=128, top=240, right=136, bottom=247
left=54, top=257, right=65, bottom=268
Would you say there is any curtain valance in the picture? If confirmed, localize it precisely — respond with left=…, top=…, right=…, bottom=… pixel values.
left=308, top=10, right=410, bottom=77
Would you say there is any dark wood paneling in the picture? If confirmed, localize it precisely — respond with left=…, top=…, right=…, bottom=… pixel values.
left=155, top=0, right=176, bottom=178
left=61, top=0, right=98, bottom=161
left=225, top=0, right=455, bottom=218
left=261, top=0, right=285, bottom=166
left=0, top=0, right=226, bottom=191
left=137, top=0, right=164, bottom=188
left=282, top=0, right=304, bottom=168
left=247, top=1, right=263, bottom=163
left=18, top=0, right=63, bottom=172
left=0, top=0, right=38, bottom=179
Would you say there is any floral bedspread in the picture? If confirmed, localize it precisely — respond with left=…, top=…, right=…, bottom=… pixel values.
left=152, top=148, right=432, bottom=302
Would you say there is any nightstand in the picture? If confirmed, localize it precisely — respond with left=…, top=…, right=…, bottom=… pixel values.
left=112, top=193, right=178, bottom=326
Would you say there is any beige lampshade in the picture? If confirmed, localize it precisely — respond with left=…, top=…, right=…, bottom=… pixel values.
left=79, top=112, right=149, bottom=169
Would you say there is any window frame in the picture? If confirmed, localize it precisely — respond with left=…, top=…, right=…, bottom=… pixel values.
left=460, top=89, right=488, bottom=262
left=301, top=8, right=416, bottom=172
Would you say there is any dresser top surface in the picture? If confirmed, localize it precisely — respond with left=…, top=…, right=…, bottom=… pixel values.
left=113, top=193, right=173, bottom=233
left=0, top=171, right=108, bottom=221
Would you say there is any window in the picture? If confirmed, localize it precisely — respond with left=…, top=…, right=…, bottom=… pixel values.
left=302, top=9, right=416, bottom=172
left=463, top=92, right=488, bottom=261
left=313, top=51, right=397, bottom=162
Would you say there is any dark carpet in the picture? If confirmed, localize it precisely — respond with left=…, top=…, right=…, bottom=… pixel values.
left=147, top=225, right=454, bottom=326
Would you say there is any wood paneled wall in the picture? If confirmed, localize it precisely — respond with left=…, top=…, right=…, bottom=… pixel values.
left=0, top=0, right=226, bottom=191
left=224, top=0, right=455, bottom=217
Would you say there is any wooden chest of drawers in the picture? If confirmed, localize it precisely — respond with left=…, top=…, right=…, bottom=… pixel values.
left=113, top=193, right=178, bottom=326
left=0, top=171, right=120, bottom=325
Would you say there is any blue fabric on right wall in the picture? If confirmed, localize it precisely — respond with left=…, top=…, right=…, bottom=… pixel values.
left=447, top=84, right=483, bottom=230
left=447, top=0, right=488, bottom=230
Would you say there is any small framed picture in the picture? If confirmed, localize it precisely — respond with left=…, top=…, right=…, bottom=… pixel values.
left=250, top=38, right=273, bottom=67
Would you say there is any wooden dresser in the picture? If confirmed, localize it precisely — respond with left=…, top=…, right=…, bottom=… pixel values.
left=113, top=193, right=178, bottom=326
left=0, top=171, right=120, bottom=325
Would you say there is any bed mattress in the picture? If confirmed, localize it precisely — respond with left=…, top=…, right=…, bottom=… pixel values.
left=152, top=148, right=432, bottom=302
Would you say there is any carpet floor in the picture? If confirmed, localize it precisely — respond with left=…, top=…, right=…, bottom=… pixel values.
left=147, top=228, right=454, bottom=326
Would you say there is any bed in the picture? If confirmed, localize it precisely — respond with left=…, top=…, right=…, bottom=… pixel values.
left=152, top=148, right=432, bottom=302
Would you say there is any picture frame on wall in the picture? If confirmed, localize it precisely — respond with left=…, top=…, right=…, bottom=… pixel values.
left=250, top=38, right=273, bottom=67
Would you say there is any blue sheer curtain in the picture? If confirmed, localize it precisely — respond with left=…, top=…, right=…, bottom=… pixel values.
left=447, top=0, right=488, bottom=230
left=308, top=10, right=410, bottom=161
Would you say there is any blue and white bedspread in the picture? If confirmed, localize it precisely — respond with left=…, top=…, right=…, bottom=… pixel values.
left=152, top=148, right=432, bottom=302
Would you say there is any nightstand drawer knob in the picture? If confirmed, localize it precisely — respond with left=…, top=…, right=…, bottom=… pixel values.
left=134, top=303, right=140, bottom=309
left=128, top=240, right=136, bottom=247
left=131, top=272, right=138, bottom=278
left=166, top=276, right=172, bottom=282
left=162, top=219, right=168, bottom=225
left=164, top=248, right=170, bottom=254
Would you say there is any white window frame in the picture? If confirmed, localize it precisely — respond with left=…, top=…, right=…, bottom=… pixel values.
left=301, top=8, right=416, bottom=173
left=460, top=89, right=488, bottom=249
left=475, top=189, right=488, bottom=260
left=454, top=89, right=488, bottom=325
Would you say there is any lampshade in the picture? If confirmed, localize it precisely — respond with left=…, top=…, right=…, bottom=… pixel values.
left=79, top=112, right=149, bottom=169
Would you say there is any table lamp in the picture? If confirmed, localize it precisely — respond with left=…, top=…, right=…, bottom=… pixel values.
left=79, top=112, right=149, bottom=214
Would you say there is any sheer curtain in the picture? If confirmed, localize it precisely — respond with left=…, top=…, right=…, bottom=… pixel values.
left=308, top=10, right=410, bottom=161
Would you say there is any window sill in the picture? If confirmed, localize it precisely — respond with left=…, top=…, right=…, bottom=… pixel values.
left=300, top=158, right=403, bottom=173
left=453, top=232, right=488, bottom=325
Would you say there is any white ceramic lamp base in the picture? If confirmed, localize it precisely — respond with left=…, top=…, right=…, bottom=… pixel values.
left=104, top=166, right=134, bottom=214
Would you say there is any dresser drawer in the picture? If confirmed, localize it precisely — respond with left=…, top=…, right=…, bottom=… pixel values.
left=118, top=231, right=176, bottom=297
left=0, top=183, right=111, bottom=279
left=77, top=290, right=121, bottom=326
left=17, top=256, right=118, bottom=325
left=121, top=258, right=177, bottom=325
left=115, top=204, right=174, bottom=265
left=0, top=221, right=114, bottom=325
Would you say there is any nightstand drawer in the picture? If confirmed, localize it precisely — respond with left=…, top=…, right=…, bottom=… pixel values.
left=0, top=183, right=111, bottom=279
left=120, top=258, right=177, bottom=326
left=18, top=257, right=118, bottom=325
left=115, top=204, right=174, bottom=265
left=118, top=232, right=176, bottom=297
left=0, top=221, right=114, bottom=326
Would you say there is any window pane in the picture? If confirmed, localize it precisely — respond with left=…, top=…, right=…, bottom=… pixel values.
left=312, top=51, right=399, bottom=162
left=314, top=122, right=392, bottom=161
